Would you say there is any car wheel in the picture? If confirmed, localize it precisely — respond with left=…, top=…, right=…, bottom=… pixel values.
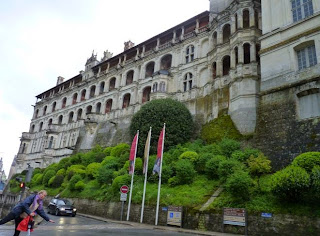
left=72, top=213, right=76, bottom=217
left=55, top=209, right=60, bottom=216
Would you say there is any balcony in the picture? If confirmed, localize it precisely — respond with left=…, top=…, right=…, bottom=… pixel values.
left=46, top=124, right=60, bottom=134
left=21, top=132, right=32, bottom=140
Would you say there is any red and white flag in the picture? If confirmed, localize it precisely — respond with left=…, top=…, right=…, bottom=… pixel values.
left=129, top=133, right=138, bottom=175
left=153, top=127, right=165, bottom=174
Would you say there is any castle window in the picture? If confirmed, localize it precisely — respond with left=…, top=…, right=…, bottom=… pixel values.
left=122, top=94, right=131, bottom=108
left=48, top=136, right=53, bottom=149
left=292, top=0, right=313, bottom=22
left=77, top=109, right=82, bottom=121
left=297, top=88, right=320, bottom=119
left=105, top=99, right=112, bottom=113
left=52, top=102, right=56, bottom=112
left=43, top=106, right=47, bottom=116
left=58, top=115, right=63, bottom=125
left=159, top=82, right=166, bottom=92
left=223, top=56, right=231, bottom=76
left=72, top=93, right=78, bottom=105
left=152, top=83, right=158, bottom=92
left=185, top=45, right=195, bottom=63
left=68, top=112, right=74, bottom=123
left=30, top=124, right=35, bottom=133
left=96, top=102, right=101, bottom=113
left=89, top=86, right=96, bottom=98
left=81, top=89, right=86, bottom=101
left=256, top=44, right=261, bottom=64
left=161, top=55, right=172, bottom=70
left=213, top=32, right=217, bottom=46
left=48, top=118, right=52, bottom=125
left=145, top=62, right=155, bottom=78
left=222, top=24, right=231, bottom=43
left=235, top=47, right=239, bottom=65
left=35, top=109, right=39, bottom=119
left=183, top=73, right=193, bottom=92
left=99, top=82, right=105, bottom=94
left=62, top=97, right=67, bottom=108
left=244, top=43, right=251, bottom=64
left=212, top=62, right=217, bottom=79
left=39, top=122, right=43, bottom=132
left=126, top=70, right=134, bottom=85
left=235, top=13, right=238, bottom=30
left=86, top=106, right=92, bottom=114
left=297, top=44, right=317, bottom=70
left=142, top=87, right=151, bottom=103
left=22, top=143, right=26, bottom=153
left=109, top=77, right=116, bottom=90
left=243, top=9, right=250, bottom=28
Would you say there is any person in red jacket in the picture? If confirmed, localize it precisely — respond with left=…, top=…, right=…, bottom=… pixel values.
left=0, top=190, right=54, bottom=236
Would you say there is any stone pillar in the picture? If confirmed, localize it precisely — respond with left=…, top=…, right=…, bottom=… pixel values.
left=239, top=45, right=244, bottom=64
left=250, top=43, right=256, bottom=62
left=217, top=60, right=223, bottom=77
left=106, top=62, right=110, bottom=73
left=195, top=19, right=200, bottom=33
left=231, top=15, right=236, bottom=34
left=231, top=48, right=236, bottom=68
left=180, top=26, right=185, bottom=41
left=156, top=38, right=160, bottom=51
left=122, top=54, right=127, bottom=66
left=172, top=30, right=177, bottom=43
left=135, top=48, right=140, bottom=60
left=249, top=8, right=255, bottom=27
left=141, top=45, right=145, bottom=57
left=217, top=29, right=223, bottom=44
left=239, top=12, right=243, bottom=29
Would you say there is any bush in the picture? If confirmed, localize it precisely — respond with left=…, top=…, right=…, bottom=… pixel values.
left=174, top=159, right=196, bottom=185
left=86, top=162, right=102, bottom=179
left=42, top=170, right=55, bottom=186
left=69, top=175, right=82, bottom=191
left=32, top=168, right=42, bottom=177
left=96, top=165, right=115, bottom=184
left=196, top=153, right=215, bottom=174
left=75, top=181, right=85, bottom=191
left=200, top=144, right=222, bottom=156
left=218, top=139, right=241, bottom=158
left=110, top=143, right=130, bottom=158
left=271, top=166, right=310, bottom=202
left=66, top=165, right=86, bottom=179
left=310, top=166, right=320, bottom=195
left=56, top=169, right=66, bottom=176
left=111, top=174, right=131, bottom=192
left=101, top=156, right=119, bottom=169
left=179, top=151, right=199, bottom=163
left=225, top=171, right=253, bottom=200
left=31, top=173, right=43, bottom=186
left=51, top=175, right=64, bottom=188
left=292, top=152, right=320, bottom=172
left=200, top=115, right=242, bottom=144
left=205, top=155, right=227, bottom=179
left=247, top=153, right=272, bottom=177
left=130, top=98, right=194, bottom=157
left=103, top=147, right=113, bottom=156
left=218, top=159, right=245, bottom=182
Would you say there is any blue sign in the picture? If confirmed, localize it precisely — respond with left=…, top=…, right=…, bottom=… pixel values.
left=261, top=213, right=272, bottom=218
left=169, top=212, right=174, bottom=218
left=162, top=207, right=168, bottom=211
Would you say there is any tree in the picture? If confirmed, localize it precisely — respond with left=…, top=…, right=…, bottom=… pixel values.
left=130, top=98, right=194, bottom=156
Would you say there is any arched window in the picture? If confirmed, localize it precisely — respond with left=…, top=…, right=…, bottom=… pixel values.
left=235, top=47, right=239, bottom=65
left=126, top=70, right=134, bottom=85
left=152, top=83, right=158, bottom=92
left=109, top=77, right=116, bottom=90
left=39, top=122, right=43, bottom=132
left=22, top=143, right=26, bottom=153
left=48, top=118, right=53, bottom=126
left=68, top=112, right=74, bottom=123
left=244, top=43, right=251, bottom=64
left=184, top=73, right=193, bottom=91
left=62, top=97, right=67, bottom=108
left=243, top=9, right=250, bottom=28
left=90, top=86, right=96, bottom=98
left=52, top=102, right=56, bottom=112
left=81, top=89, right=86, bottom=101
left=213, top=32, right=217, bottom=46
left=223, top=24, right=231, bottom=43
left=185, top=45, right=195, bottom=63
left=58, top=115, right=63, bottom=125
left=99, top=82, right=105, bottom=94
left=43, top=106, right=47, bottom=116
left=72, top=93, right=78, bottom=105
left=159, top=82, right=166, bottom=92
left=160, top=55, right=172, bottom=70
left=105, top=99, right=113, bottom=113
left=86, top=106, right=92, bottom=114
left=96, top=102, right=101, bottom=113
left=35, top=109, right=39, bottom=119
left=122, top=94, right=131, bottom=108
left=145, top=62, right=155, bottom=78
left=77, top=109, right=83, bottom=121
left=212, top=62, right=217, bottom=79
left=223, top=56, right=231, bottom=76
left=48, top=136, right=53, bottom=149
left=30, top=124, right=35, bottom=133
left=235, top=13, right=238, bottom=30
left=142, top=87, right=151, bottom=103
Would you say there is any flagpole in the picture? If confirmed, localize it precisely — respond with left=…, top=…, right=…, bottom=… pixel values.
left=127, top=130, right=139, bottom=221
left=140, top=127, right=152, bottom=223
left=155, top=123, right=165, bottom=226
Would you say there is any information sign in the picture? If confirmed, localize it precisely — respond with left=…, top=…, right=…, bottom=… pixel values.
left=167, top=206, right=183, bottom=227
left=222, top=208, right=247, bottom=235
left=120, top=193, right=127, bottom=201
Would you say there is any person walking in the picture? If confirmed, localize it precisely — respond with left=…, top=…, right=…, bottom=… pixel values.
left=0, top=190, right=55, bottom=236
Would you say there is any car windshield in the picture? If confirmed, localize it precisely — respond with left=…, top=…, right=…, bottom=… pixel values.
left=57, top=199, right=72, bottom=205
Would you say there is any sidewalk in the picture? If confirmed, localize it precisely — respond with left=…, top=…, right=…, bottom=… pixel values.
left=78, top=212, right=240, bottom=236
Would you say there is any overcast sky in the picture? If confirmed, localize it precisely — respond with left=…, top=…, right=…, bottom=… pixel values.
left=0, top=0, right=209, bottom=177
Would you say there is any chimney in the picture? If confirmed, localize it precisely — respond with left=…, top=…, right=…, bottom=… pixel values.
left=124, top=40, right=135, bottom=51
left=56, top=76, right=65, bottom=85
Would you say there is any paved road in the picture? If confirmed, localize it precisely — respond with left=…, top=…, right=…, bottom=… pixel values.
left=0, top=214, right=199, bottom=236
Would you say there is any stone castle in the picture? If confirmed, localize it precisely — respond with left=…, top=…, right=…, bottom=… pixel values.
left=13, top=0, right=320, bottom=174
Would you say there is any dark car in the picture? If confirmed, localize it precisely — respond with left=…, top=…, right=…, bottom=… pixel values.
left=48, top=198, right=77, bottom=217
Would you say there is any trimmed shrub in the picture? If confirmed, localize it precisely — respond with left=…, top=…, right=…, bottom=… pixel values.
left=174, top=159, right=196, bottom=185
left=66, top=165, right=86, bottom=179
left=179, top=151, right=199, bottom=163
left=75, top=181, right=85, bottom=191
left=225, top=171, right=253, bottom=200
left=42, top=170, right=55, bottom=186
left=56, top=169, right=66, bottom=176
left=103, top=147, right=113, bottom=156
left=69, top=175, right=82, bottom=191
left=48, top=176, right=55, bottom=187
left=96, top=165, right=115, bottom=184
left=310, top=166, right=320, bottom=195
left=205, top=155, right=227, bottom=179
left=110, top=143, right=130, bottom=158
left=247, top=153, right=272, bottom=177
left=86, top=162, right=102, bottom=179
left=51, top=175, right=64, bottom=188
left=200, top=144, right=223, bottom=156
left=271, top=166, right=310, bottom=202
left=218, top=139, right=241, bottom=158
left=130, top=98, right=194, bottom=156
left=200, top=115, right=242, bottom=144
left=196, top=153, right=215, bottom=174
left=218, top=159, right=245, bottom=182
left=292, top=152, right=320, bottom=172
left=31, top=173, right=43, bottom=187
left=32, top=168, right=42, bottom=177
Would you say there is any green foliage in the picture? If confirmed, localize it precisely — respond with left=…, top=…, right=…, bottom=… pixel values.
left=205, top=155, right=227, bottom=179
left=130, top=98, right=194, bottom=156
left=51, top=175, right=64, bottom=188
left=200, top=115, right=242, bottom=144
left=75, top=180, right=85, bottom=191
left=48, top=176, right=55, bottom=187
left=69, top=174, right=82, bottom=191
left=103, top=147, right=113, bottom=156
left=42, top=170, right=55, bottom=187
left=200, top=144, right=222, bottom=155
left=179, top=151, right=199, bottom=164
left=86, top=162, right=102, bottom=179
left=310, top=166, right=320, bottom=196
left=56, top=157, right=72, bottom=170
left=292, top=152, right=320, bottom=172
left=31, top=173, right=43, bottom=187
left=110, top=143, right=130, bottom=158
left=56, top=169, right=66, bottom=176
left=225, top=171, right=254, bottom=200
left=196, top=153, right=215, bottom=174
left=101, top=156, right=119, bottom=169
left=218, top=159, right=245, bottom=182
left=32, top=168, right=42, bottom=177
left=111, top=174, right=131, bottom=192
left=66, top=165, right=86, bottom=179
left=173, top=159, right=196, bottom=185
left=247, top=153, right=272, bottom=177
left=96, top=165, right=115, bottom=184
left=218, top=139, right=241, bottom=158
left=271, top=166, right=310, bottom=202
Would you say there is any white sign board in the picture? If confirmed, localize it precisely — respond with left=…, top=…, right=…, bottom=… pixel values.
left=120, top=193, right=127, bottom=201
